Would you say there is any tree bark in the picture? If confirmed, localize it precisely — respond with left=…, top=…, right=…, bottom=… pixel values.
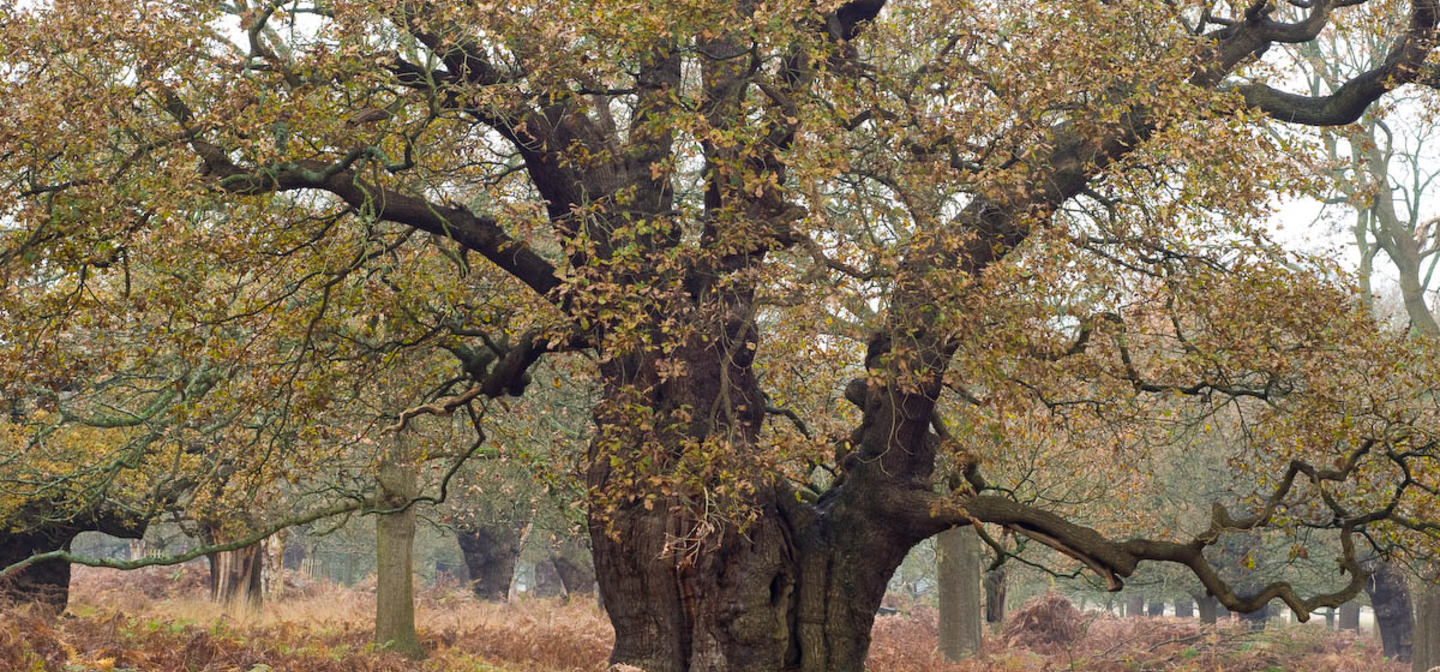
left=455, top=521, right=527, bottom=601
left=1341, top=602, right=1361, bottom=631
left=937, top=527, right=983, bottom=661
left=1365, top=560, right=1414, bottom=662
left=1413, top=585, right=1440, bottom=672
left=1197, top=596, right=1217, bottom=624
left=206, top=543, right=264, bottom=607
left=374, top=438, right=424, bottom=659
left=983, top=567, right=1006, bottom=625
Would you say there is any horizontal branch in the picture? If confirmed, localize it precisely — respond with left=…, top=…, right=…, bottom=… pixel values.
left=1238, top=0, right=1440, bottom=125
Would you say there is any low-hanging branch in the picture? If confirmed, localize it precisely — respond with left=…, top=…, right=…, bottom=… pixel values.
left=930, top=438, right=1409, bottom=621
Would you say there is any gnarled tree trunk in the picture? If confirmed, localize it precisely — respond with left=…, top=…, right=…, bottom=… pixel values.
left=0, top=530, right=74, bottom=613
left=455, top=521, right=527, bottom=601
left=0, top=508, right=147, bottom=613
left=552, top=539, right=596, bottom=599
left=1365, top=560, right=1414, bottom=662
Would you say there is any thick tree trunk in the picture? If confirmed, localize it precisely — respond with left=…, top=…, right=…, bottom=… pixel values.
left=1197, top=596, right=1217, bottom=624
left=552, top=540, right=596, bottom=598
left=0, top=530, right=74, bottom=613
left=1, top=510, right=146, bottom=613
left=1174, top=598, right=1193, bottom=619
left=1340, top=602, right=1361, bottom=631
left=206, top=543, right=264, bottom=606
left=1147, top=600, right=1165, bottom=617
left=374, top=440, right=424, bottom=659
left=455, top=521, right=527, bottom=601
left=937, top=527, right=983, bottom=661
left=1413, top=585, right=1440, bottom=672
left=533, top=559, right=564, bottom=597
left=1126, top=593, right=1145, bottom=618
left=1366, top=560, right=1415, bottom=662
left=983, top=567, right=1006, bottom=625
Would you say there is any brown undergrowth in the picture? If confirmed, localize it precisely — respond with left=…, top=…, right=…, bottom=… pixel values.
left=0, top=573, right=1405, bottom=672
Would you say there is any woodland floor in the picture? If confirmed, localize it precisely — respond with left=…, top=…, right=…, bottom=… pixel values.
left=0, top=566, right=1404, bottom=672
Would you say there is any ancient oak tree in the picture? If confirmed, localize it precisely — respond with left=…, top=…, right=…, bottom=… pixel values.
left=5, top=1, right=1440, bottom=671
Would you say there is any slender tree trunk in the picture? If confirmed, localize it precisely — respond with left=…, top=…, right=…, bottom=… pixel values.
left=374, top=437, right=424, bottom=659
left=984, top=567, right=1006, bottom=625
left=1413, top=585, right=1440, bottom=672
left=263, top=532, right=286, bottom=601
left=937, top=527, right=983, bottom=661
left=1197, top=596, right=1217, bottom=624
left=1127, top=593, right=1145, bottom=618
left=1366, top=560, right=1415, bottom=662
left=1341, top=602, right=1361, bottom=631
left=1325, top=606, right=1336, bottom=630
left=455, top=522, right=527, bottom=601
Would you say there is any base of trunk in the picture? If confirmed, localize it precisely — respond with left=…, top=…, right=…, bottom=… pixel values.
left=0, top=531, right=75, bottom=614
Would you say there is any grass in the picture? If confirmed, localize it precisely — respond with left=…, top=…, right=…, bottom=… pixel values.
left=0, top=569, right=1404, bottom=672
